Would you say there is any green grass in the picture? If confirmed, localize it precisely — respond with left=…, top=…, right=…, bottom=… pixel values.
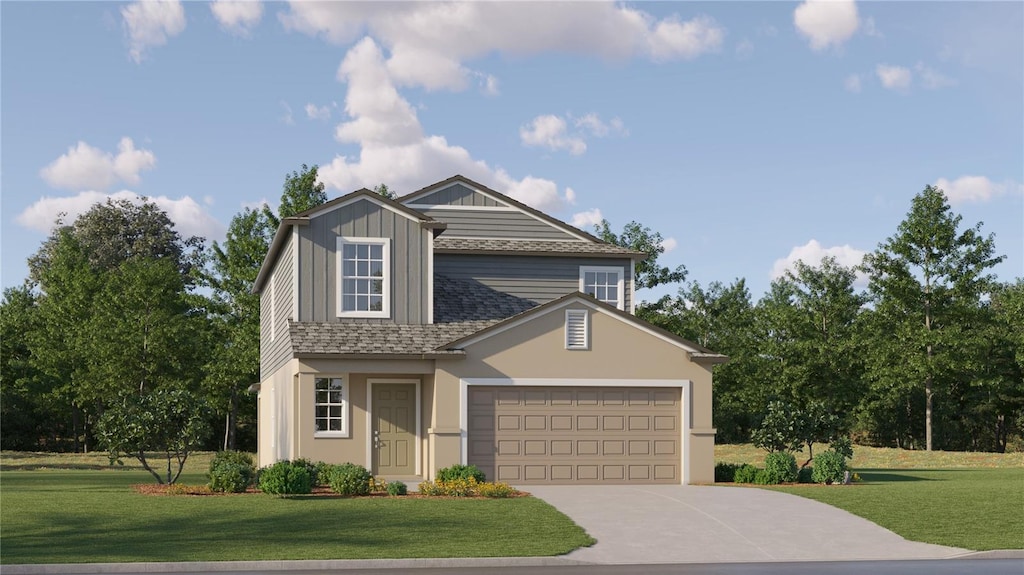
left=715, top=444, right=1024, bottom=551
left=0, top=468, right=594, bottom=564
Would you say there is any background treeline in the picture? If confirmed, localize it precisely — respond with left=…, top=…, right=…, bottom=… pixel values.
left=2, top=173, right=1021, bottom=454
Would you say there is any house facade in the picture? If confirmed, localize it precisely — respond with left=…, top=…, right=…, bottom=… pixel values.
left=253, top=175, right=725, bottom=484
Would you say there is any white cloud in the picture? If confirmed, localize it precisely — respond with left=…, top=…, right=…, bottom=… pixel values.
left=121, top=0, right=186, bottom=63
left=520, top=115, right=587, bottom=156
left=570, top=208, right=604, bottom=229
left=735, top=39, right=754, bottom=59
left=935, top=176, right=1021, bottom=205
left=210, top=0, right=263, bottom=37
left=317, top=38, right=573, bottom=212
left=844, top=73, right=862, bottom=93
left=16, top=190, right=224, bottom=241
left=915, top=62, right=955, bottom=90
left=771, top=240, right=867, bottom=283
left=305, top=103, right=332, bottom=121
left=660, top=237, right=679, bottom=254
left=793, top=0, right=859, bottom=51
left=280, top=3, right=723, bottom=92
left=279, top=101, right=294, bottom=125
left=575, top=114, right=627, bottom=138
left=40, top=138, right=156, bottom=191
left=876, top=64, right=912, bottom=91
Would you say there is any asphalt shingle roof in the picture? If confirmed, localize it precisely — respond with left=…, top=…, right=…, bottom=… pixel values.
left=288, top=320, right=495, bottom=356
left=434, top=275, right=539, bottom=323
left=434, top=237, right=643, bottom=257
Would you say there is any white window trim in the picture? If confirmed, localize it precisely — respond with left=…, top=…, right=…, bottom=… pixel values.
left=579, top=265, right=625, bottom=310
left=313, top=376, right=350, bottom=438
left=565, top=309, right=589, bottom=350
left=336, top=236, right=391, bottom=318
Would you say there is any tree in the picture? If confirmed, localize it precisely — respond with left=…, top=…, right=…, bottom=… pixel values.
left=374, top=183, right=396, bottom=199
left=97, top=388, right=211, bottom=484
left=595, top=220, right=686, bottom=290
left=264, top=163, right=327, bottom=228
left=861, top=185, right=1004, bottom=450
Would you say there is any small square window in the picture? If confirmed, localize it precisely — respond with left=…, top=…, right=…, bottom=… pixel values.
left=579, top=266, right=624, bottom=309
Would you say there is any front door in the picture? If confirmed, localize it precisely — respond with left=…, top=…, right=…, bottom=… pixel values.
left=372, top=383, right=417, bottom=476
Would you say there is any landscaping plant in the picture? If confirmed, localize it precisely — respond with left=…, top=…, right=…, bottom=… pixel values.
left=386, top=480, right=407, bottom=496
left=258, top=461, right=312, bottom=495
left=763, top=451, right=799, bottom=484
left=436, top=464, right=486, bottom=483
left=208, top=450, right=256, bottom=493
left=326, top=462, right=372, bottom=496
left=811, top=450, right=847, bottom=485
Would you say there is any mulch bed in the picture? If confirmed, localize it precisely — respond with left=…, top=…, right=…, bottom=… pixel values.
left=132, top=484, right=530, bottom=498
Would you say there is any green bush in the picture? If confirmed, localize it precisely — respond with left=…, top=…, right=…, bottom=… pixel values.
left=797, top=466, right=814, bottom=484
left=386, top=480, right=407, bottom=496
left=829, top=436, right=854, bottom=460
left=477, top=481, right=515, bottom=498
left=208, top=451, right=255, bottom=493
left=436, top=464, right=486, bottom=483
left=291, top=458, right=320, bottom=486
left=733, top=464, right=760, bottom=484
left=715, top=462, right=741, bottom=483
left=326, top=462, right=372, bottom=496
left=258, top=461, right=312, bottom=495
left=763, top=451, right=799, bottom=484
left=753, top=468, right=778, bottom=485
left=812, top=450, right=847, bottom=485
left=314, top=461, right=333, bottom=487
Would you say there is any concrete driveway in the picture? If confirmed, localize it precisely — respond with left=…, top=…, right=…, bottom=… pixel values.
left=527, top=485, right=969, bottom=564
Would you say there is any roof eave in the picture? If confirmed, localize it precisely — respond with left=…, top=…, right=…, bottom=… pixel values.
left=253, top=217, right=308, bottom=294
left=294, top=351, right=466, bottom=360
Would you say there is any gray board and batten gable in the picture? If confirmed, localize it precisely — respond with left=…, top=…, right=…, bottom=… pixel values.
left=260, top=231, right=294, bottom=380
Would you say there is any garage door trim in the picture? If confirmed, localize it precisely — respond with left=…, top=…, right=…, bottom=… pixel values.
left=460, top=378, right=693, bottom=484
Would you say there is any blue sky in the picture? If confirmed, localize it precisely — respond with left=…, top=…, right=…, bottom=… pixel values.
left=3, top=1, right=1022, bottom=302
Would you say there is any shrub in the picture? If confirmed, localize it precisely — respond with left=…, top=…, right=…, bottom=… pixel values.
left=314, top=461, right=334, bottom=487
left=715, top=462, right=741, bottom=483
left=166, top=483, right=213, bottom=495
left=208, top=450, right=255, bottom=493
left=417, top=480, right=443, bottom=496
left=753, top=468, right=778, bottom=485
left=326, top=462, right=372, bottom=496
left=811, top=450, right=847, bottom=485
left=436, top=464, right=486, bottom=483
left=763, top=451, right=799, bottom=484
left=369, top=477, right=388, bottom=493
left=258, top=461, right=312, bottom=495
left=829, top=436, right=854, bottom=460
left=733, top=464, right=760, bottom=484
left=797, top=466, right=814, bottom=484
left=386, top=480, right=408, bottom=496
left=291, top=458, right=320, bottom=486
left=476, top=481, right=515, bottom=498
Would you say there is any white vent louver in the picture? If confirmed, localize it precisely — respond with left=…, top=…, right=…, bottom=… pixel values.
left=565, top=309, right=588, bottom=350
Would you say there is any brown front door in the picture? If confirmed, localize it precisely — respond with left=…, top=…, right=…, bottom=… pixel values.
left=372, top=383, right=417, bottom=476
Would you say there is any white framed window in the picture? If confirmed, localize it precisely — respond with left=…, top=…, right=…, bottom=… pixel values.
left=579, top=266, right=624, bottom=310
left=337, top=237, right=390, bottom=318
left=565, top=309, right=589, bottom=350
left=314, top=377, right=348, bottom=437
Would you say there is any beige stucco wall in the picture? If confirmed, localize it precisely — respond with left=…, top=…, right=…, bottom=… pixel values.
left=257, top=358, right=300, bottom=468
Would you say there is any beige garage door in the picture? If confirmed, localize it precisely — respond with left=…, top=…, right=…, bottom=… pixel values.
left=467, top=386, right=681, bottom=484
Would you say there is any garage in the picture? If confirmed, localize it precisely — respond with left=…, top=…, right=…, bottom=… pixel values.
left=467, top=386, right=682, bottom=484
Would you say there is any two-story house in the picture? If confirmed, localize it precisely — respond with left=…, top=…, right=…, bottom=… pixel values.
left=253, top=175, right=725, bottom=485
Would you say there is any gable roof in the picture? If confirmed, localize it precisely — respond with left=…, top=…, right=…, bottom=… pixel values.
left=289, top=320, right=495, bottom=358
left=253, top=189, right=444, bottom=294
left=434, top=237, right=643, bottom=258
left=399, top=175, right=636, bottom=251
left=437, top=291, right=728, bottom=364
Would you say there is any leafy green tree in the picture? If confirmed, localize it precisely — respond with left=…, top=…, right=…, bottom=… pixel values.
left=751, top=400, right=806, bottom=453
left=264, top=163, right=327, bottom=228
left=97, top=388, right=211, bottom=484
left=374, top=183, right=396, bottom=199
left=861, top=185, right=1004, bottom=450
left=594, top=220, right=686, bottom=290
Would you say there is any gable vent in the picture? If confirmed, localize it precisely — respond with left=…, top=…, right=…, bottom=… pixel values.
left=565, top=309, right=589, bottom=350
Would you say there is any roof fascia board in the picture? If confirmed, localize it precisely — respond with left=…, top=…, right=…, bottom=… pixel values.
left=434, top=246, right=645, bottom=259
left=303, top=190, right=431, bottom=224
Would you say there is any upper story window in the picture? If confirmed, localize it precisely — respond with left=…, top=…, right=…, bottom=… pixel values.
left=314, top=377, right=348, bottom=437
left=580, top=266, right=624, bottom=310
left=337, top=237, right=391, bottom=318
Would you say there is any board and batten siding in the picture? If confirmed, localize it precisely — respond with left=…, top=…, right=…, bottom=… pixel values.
left=297, top=198, right=429, bottom=324
left=260, top=233, right=294, bottom=381
left=435, top=254, right=633, bottom=309
left=418, top=208, right=579, bottom=240
left=414, top=184, right=503, bottom=207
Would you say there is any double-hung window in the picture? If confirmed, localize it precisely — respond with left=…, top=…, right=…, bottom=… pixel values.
left=337, top=237, right=390, bottom=318
left=579, top=266, right=624, bottom=310
left=314, top=377, right=348, bottom=436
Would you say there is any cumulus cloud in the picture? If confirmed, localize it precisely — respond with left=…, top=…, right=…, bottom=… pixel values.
left=16, top=190, right=224, bottom=241
left=935, top=176, right=1022, bottom=205
left=915, top=62, right=955, bottom=90
left=305, top=103, right=332, bottom=121
left=317, top=38, right=573, bottom=212
left=122, top=0, right=186, bottom=63
left=771, top=240, right=867, bottom=282
left=570, top=208, right=604, bottom=229
left=660, top=237, right=679, bottom=254
left=210, top=0, right=263, bottom=37
left=876, top=64, right=912, bottom=91
left=40, top=138, right=156, bottom=192
left=280, top=3, right=723, bottom=92
left=793, top=0, right=859, bottom=51
left=520, top=115, right=587, bottom=155
left=844, top=74, right=862, bottom=93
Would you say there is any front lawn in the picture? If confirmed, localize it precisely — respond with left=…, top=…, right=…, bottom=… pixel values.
left=0, top=468, right=594, bottom=564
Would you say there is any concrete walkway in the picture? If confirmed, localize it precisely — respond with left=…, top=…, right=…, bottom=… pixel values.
left=527, top=485, right=970, bottom=564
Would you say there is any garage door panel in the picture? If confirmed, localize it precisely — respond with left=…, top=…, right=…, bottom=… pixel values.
left=467, top=386, right=681, bottom=485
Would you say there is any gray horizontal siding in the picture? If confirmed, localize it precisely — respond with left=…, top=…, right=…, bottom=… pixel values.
left=415, top=183, right=502, bottom=207
left=435, top=254, right=633, bottom=309
left=298, top=198, right=427, bottom=325
left=420, top=208, right=580, bottom=241
left=261, top=234, right=294, bottom=380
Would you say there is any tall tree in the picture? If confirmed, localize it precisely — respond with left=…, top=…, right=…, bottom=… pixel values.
left=861, top=185, right=1004, bottom=450
left=374, top=183, right=396, bottom=199
left=264, top=163, right=327, bottom=228
left=595, top=220, right=686, bottom=290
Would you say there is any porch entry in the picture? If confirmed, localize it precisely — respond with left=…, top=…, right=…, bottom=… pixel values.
left=371, top=381, right=418, bottom=476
